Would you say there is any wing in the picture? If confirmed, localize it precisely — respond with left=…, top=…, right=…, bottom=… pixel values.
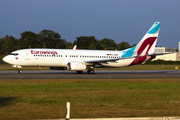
left=84, top=56, right=137, bottom=65
left=84, top=52, right=174, bottom=65
left=85, top=58, right=119, bottom=64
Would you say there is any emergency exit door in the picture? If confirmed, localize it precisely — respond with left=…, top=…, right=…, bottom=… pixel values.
left=25, top=50, right=30, bottom=60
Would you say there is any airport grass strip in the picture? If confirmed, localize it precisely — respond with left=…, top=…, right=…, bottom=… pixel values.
left=0, top=78, right=180, bottom=119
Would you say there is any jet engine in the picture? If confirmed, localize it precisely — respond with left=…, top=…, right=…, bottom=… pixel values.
left=67, top=62, right=86, bottom=71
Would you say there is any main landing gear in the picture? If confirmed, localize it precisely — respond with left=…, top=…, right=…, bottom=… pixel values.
left=87, top=69, right=94, bottom=74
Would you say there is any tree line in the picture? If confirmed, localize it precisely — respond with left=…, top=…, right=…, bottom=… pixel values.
left=0, top=30, right=135, bottom=55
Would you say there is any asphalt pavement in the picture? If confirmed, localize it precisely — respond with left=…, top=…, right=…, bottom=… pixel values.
left=0, top=70, right=180, bottom=79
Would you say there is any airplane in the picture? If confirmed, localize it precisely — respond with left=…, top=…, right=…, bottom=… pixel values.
left=3, top=22, right=162, bottom=74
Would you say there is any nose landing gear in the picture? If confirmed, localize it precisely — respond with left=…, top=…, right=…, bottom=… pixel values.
left=12, top=65, right=22, bottom=74
left=18, top=70, right=23, bottom=74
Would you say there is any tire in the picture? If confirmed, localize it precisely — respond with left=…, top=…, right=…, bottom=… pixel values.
left=90, top=70, right=94, bottom=74
left=87, top=69, right=94, bottom=74
left=18, top=70, right=22, bottom=74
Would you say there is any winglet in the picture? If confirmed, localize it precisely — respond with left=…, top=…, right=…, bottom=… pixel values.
left=73, top=45, right=77, bottom=50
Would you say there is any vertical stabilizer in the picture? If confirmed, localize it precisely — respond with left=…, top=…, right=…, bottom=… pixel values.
left=121, top=22, right=161, bottom=58
left=134, top=22, right=161, bottom=56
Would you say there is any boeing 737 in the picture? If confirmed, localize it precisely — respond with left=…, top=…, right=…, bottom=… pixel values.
left=3, top=22, right=162, bottom=74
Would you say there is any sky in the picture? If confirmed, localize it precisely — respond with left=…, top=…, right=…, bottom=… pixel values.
left=0, top=0, right=180, bottom=49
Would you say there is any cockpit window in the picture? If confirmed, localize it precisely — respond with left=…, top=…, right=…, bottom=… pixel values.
left=9, top=53, right=19, bottom=56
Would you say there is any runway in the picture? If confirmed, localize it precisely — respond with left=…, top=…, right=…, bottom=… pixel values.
left=1, top=70, right=180, bottom=79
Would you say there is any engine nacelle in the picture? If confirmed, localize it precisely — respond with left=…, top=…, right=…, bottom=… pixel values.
left=49, top=67, right=67, bottom=70
left=67, top=62, right=86, bottom=71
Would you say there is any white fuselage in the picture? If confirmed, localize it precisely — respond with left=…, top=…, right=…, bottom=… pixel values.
left=3, top=48, right=136, bottom=68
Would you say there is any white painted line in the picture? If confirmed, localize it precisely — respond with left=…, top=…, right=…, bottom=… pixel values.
left=66, top=102, right=70, bottom=120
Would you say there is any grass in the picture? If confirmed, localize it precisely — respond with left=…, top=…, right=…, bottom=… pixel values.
left=0, top=79, right=180, bottom=119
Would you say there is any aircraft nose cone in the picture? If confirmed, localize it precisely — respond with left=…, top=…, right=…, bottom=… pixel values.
left=2, top=56, right=8, bottom=63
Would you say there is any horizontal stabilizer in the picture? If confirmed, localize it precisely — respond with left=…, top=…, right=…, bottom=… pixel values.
left=146, top=52, right=175, bottom=56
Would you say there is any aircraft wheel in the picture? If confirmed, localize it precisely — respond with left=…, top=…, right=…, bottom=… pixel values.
left=76, top=71, right=83, bottom=74
left=18, top=70, right=22, bottom=74
left=87, top=69, right=94, bottom=74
